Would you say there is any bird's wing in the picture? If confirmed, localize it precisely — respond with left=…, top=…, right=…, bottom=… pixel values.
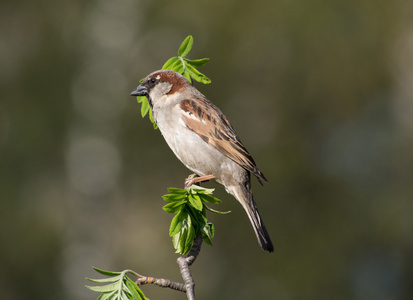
left=179, top=97, right=267, bottom=184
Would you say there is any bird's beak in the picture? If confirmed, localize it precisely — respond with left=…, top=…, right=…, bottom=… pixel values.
left=130, top=84, right=148, bottom=97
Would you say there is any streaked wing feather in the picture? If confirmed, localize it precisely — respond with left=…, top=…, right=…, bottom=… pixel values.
left=180, top=97, right=267, bottom=184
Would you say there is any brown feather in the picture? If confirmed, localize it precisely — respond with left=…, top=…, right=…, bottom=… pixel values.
left=180, top=97, right=267, bottom=184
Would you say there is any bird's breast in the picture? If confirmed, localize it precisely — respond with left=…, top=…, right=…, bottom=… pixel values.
left=154, top=104, right=245, bottom=186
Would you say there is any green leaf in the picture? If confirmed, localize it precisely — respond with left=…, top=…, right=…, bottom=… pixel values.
left=135, top=90, right=157, bottom=130
left=172, top=214, right=194, bottom=254
left=188, top=205, right=207, bottom=225
left=85, top=282, right=119, bottom=293
left=92, top=267, right=121, bottom=277
left=199, top=193, right=222, bottom=204
left=172, top=230, right=181, bottom=252
left=169, top=211, right=187, bottom=236
left=186, top=64, right=211, bottom=84
left=148, top=108, right=158, bottom=129
left=126, top=278, right=149, bottom=300
left=96, top=290, right=117, bottom=300
left=121, top=285, right=133, bottom=299
left=188, top=185, right=215, bottom=194
left=125, top=277, right=145, bottom=300
left=163, top=206, right=181, bottom=214
left=163, top=207, right=182, bottom=214
left=136, top=96, right=157, bottom=129
left=161, top=56, right=180, bottom=70
left=87, top=268, right=148, bottom=300
left=208, top=222, right=215, bottom=238
left=162, top=56, right=183, bottom=72
left=205, top=205, right=231, bottom=214
left=201, top=228, right=213, bottom=246
left=167, top=187, right=187, bottom=194
left=163, top=200, right=186, bottom=213
left=121, top=290, right=129, bottom=300
left=136, top=96, right=146, bottom=104
left=173, top=64, right=186, bottom=77
left=185, top=57, right=210, bottom=67
left=162, top=193, right=187, bottom=202
left=188, top=193, right=203, bottom=211
left=134, top=283, right=149, bottom=300
left=86, top=275, right=121, bottom=283
left=185, top=225, right=196, bottom=254
left=182, top=70, right=192, bottom=83
left=178, top=35, right=193, bottom=57
left=179, top=227, right=188, bottom=254
left=140, top=98, right=150, bottom=118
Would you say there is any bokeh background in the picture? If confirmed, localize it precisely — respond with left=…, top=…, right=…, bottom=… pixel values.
left=1, top=0, right=413, bottom=299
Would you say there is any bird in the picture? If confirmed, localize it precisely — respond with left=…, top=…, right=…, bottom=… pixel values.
left=130, top=70, right=274, bottom=252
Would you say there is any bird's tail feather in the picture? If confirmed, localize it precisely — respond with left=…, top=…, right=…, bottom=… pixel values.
left=229, top=185, right=274, bottom=252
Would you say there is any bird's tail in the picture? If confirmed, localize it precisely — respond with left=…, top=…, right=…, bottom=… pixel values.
left=228, top=185, right=274, bottom=252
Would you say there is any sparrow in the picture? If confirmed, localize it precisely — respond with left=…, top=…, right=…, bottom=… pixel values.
left=131, top=70, right=274, bottom=252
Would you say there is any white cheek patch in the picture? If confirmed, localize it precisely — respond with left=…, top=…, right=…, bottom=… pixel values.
left=151, top=82, right=173, bottom=100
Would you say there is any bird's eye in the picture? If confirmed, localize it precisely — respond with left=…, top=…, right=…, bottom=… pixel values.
left=150, top=78, right=156, bottom=83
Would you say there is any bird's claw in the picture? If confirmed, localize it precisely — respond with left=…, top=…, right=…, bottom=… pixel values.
left=184, top=174, right=216, bottom=188
left=185, top=177, right=196, bottom=187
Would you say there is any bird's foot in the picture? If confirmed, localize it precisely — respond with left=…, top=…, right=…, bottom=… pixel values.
left=184, top=174, right=216, bottom=188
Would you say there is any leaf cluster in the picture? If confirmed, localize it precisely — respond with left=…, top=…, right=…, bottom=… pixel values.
left=163, top=185, right=230, bottom=255
left=135, top=35, right=211, bottom=129
left=86, top=268, right=148, bottom=300
left=162, top=35, right=211, bottom=84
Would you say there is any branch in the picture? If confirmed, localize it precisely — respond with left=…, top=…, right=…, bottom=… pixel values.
left=136, top=276, right=186, bottom=292
left=134, top=234, right=203, bottom=300
left=177, top=234, right=203, bottom=300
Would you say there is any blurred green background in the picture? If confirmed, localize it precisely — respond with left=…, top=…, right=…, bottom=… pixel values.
left=1, top=0, right=413, bottom=299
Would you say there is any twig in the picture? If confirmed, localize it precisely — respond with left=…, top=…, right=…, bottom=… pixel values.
left=177, top=234, right=203, bottom=300
left=137, top=276, right=186, bottom=292
left=135, top=234, right=203, bottom=299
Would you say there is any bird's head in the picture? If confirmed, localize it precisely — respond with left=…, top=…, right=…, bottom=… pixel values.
left=130, top=70, right=191, bottom=107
